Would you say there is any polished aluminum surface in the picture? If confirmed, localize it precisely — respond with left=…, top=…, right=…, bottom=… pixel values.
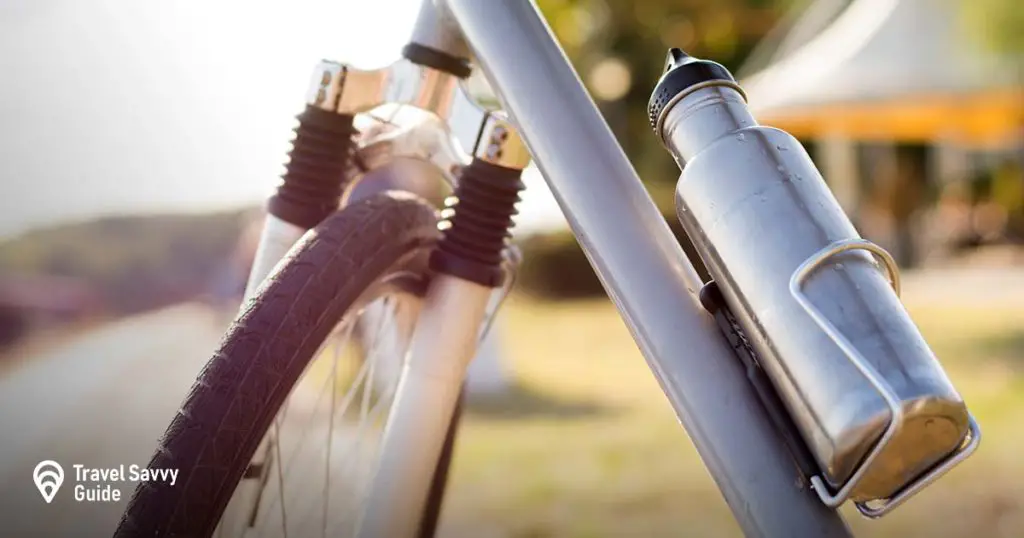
left=791, top=238, right=906, bottom=507
left=792, top=242, right=980, bottom=517
left=358, top=275, right=493, bottom=538
left=306, top=61, right=347, bottom=110
left=409, top=0, right=471, bottom=61
left=305, top=58, right=490, bottom=168
left=243, top=214, right=307, bottom=300
left=475, top=111, right=531, bottom=168
left=348, top=105, right=528, bottom=193
left=654, top=80, right=745, bottom=147
left=661, top=85, right=971, bottom=503
left=437, top=1, right=852, bottom=536
left=352, top=111, right=469, bottom=187
left=857, top=417, right=980, bottom=517
left=306, top=59, right=460, bottom=119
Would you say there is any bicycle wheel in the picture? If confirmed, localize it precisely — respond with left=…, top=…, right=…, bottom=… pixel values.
left=114, top=192, right=456, bottom=538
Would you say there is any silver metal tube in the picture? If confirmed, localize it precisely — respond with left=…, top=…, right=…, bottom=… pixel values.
left=357, top=275, right=493, bottom=538
left=243, top=214, right=307, bottom=300
left=660, top=85, right=756, bottom=164
left=662, top=84, right=973, bottom=509
left=437, top=1, right=851, bottom=536
left=410, top=0, right=470, bottom=60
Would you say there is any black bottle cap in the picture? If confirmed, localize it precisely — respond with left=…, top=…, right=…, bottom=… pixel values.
left=647, top=48, right=739, bottom=133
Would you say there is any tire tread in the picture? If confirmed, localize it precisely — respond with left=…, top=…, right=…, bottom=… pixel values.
left=114, top=193, right=439, bottom=537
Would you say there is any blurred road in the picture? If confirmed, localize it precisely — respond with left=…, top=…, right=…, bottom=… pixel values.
left=0, top=268, right=1021, bottom=536
left=0, top=303, right=228, bottom=537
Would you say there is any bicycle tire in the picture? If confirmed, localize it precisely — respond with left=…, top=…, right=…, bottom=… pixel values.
left=114, top=192, right=453, bottom=537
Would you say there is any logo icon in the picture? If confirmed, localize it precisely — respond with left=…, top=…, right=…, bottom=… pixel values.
left=33, top=460, right=64, bottom=504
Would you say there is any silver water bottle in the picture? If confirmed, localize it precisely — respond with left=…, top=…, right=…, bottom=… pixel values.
left=648, top=49, right=978, bottom=513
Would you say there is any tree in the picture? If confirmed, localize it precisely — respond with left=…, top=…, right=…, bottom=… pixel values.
left=535, top=0, right=793, bottom=190
left=960, top=0, right=1024, bottom=58
left=960, top=0, right=1024, bottom=240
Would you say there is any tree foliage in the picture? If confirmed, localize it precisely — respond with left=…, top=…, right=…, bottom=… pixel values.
left=960, top=0, right=1024, bottom=57
left=535, top=0, right=794, bottom=187
left=0, top=209, right=256, bottom=315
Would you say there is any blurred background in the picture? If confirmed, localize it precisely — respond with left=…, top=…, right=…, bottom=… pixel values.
left=0, top=0, right=1022, bottom=536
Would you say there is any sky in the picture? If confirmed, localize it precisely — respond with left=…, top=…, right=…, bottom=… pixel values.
left=0, top=0, right=565, bottom=238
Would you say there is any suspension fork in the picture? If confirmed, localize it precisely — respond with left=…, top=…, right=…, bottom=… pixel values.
left=219, top=74, right=363, bottom=535
left=356, top=115, right=529, bottom=538
left=236, top=17, right=527, bottom=532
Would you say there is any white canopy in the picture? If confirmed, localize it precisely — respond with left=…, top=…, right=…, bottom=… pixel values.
left=739, top=0, right=1022, bottom=145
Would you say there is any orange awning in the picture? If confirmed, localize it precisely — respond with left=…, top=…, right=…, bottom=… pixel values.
left=756, top=89, right=1023, bottom=148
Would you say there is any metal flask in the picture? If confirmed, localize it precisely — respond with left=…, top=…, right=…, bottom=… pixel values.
left=648, top=49, right=978, bottom=514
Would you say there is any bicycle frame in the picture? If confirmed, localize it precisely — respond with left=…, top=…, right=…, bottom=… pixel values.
left=428, top=2, right=852, bottom=536
left=244, top=1, right=854, bottom=537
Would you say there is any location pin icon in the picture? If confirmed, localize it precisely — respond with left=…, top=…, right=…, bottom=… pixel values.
left=33, top=460, right=64, bottom=504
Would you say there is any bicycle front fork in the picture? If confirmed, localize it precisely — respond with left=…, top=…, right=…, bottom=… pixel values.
left=356, top=116, right=530, bottom=537
left=240, top=61, right=532, bottom=537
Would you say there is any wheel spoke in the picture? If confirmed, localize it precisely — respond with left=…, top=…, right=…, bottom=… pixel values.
left=272, top=418, right=288, bottom=538
left=254, top=319, right=360, bottom=535
left=336, top=366, right=402, bottom=529
left=289, top=299, right=405, bottom=531
left=323, top=314, right=340, bottom=538
left=245, top=295, right=412, bottom=537
left=121, top=197, right=448, bottom=538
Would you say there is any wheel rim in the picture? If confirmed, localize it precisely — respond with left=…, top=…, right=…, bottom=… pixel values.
left=216, top=283, right=424, bottom=538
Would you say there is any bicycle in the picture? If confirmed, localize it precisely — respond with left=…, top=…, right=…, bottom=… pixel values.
left=114, top=1, right=979, bottom=537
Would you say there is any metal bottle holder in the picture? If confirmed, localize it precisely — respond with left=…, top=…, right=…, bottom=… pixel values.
left=789, top=238, right=981, bottom=517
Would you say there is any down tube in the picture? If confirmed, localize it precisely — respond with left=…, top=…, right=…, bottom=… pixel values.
left=437, top=1, right=852, bottom=537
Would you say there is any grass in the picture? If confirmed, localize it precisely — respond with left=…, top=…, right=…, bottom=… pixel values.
left=435, top=294, right=1024, bottom=538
